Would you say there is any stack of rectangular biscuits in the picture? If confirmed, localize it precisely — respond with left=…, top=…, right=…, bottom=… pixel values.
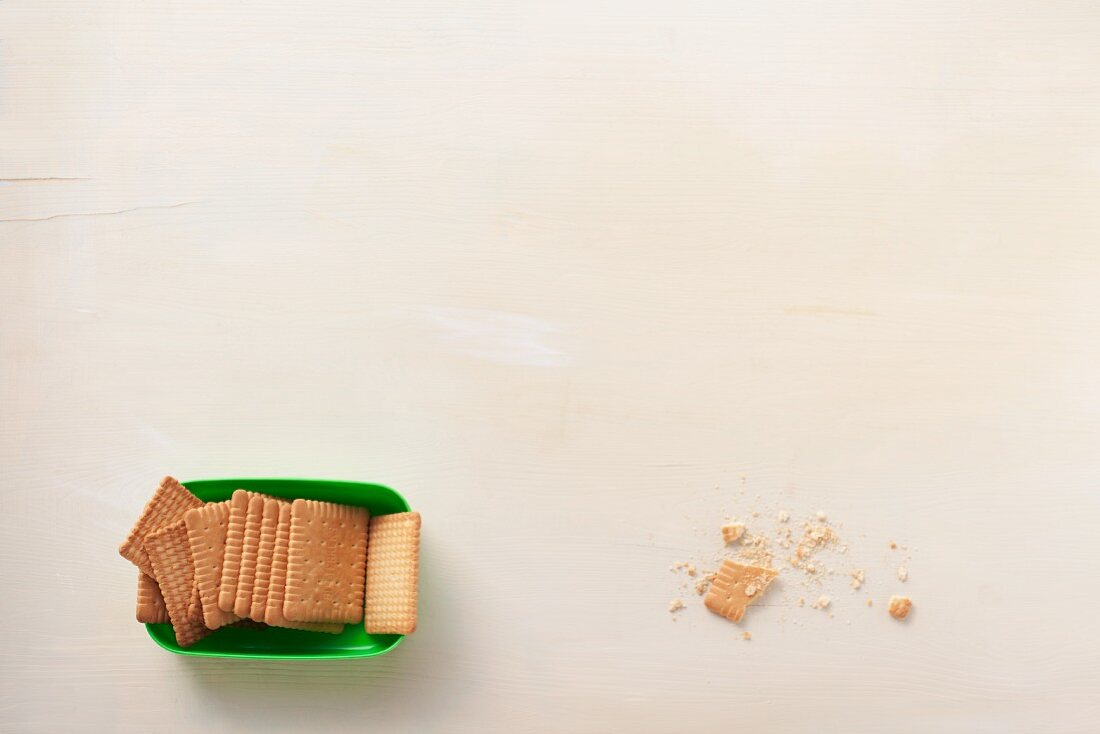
left=120, top=477, right=420, bottom=647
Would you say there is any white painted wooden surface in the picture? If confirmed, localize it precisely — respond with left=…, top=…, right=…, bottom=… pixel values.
left=3, top=1, right=1100, bottom=731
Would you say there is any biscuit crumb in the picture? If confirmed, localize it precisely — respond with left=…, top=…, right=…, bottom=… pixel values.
left=866, top=598, right=873, bottom=607
left=669, top=598, right=685, bottom=613
left=888, top=595, right=912, bottom=620
left=897, top=566, right=908, bottom=582
left=686, top=564, right=697, bottom=577
left=742, top=631, right=751, bottom=641
left=721, top=523, right=746, bottom=544
left=890, top=541, right=897, bottom=550
left=744, top=584, right=758, bottom=597
left=811, top=595, right=831, bottom=610
left=695, top=579, right=710, bottom=595
left=850, top=569, right=864, bottom=589
left=816, top=510, right=828, bottom=522
left=777, top=509, right=790, bottom=523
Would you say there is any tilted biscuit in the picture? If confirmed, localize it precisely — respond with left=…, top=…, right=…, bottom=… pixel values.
left=136, top=572, right=169, bottom=624
left=119, top=477, right=203, bottom=577
left=144, top=521, right=211, bottom=647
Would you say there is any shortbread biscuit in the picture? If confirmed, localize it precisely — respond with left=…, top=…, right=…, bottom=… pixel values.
left=136, top=572, right=169, bottom=624
left=264, top=504, right=342, bottom=634
left=364, top=512, right=421, bottom=635
left=284, top=499, right=369, bottom=624
left=144, top=521, right=211, bottom=647
left=248, top=498, right=283, bottom=622
left=219, top=490, right=264, bottom=612
left=119, top=477, right=202, bottom=577
left=184, top=501, right=239, bottom=629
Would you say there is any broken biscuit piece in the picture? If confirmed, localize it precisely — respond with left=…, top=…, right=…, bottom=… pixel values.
left=889, top=595, right=912, bottom=620
left=721, top=523, right=746, bottom=544
left=704, top=560, right=778, bottom=623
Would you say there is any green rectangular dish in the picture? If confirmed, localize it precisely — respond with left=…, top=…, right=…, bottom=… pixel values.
left=145, top=477, right=409, bottom=660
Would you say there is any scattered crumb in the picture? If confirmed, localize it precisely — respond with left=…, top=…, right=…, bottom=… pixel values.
left=672, top=500, right=915, bottom=629
left=721, top=523, right=746, bottom=544
left=735, top=532, right=773, bottom=567
left=888, top=596, right=912, bottom=620
left=742, top=631, right=751, bottom=641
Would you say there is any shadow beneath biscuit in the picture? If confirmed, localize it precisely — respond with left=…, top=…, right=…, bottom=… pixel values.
left=181, top=535, right=472, bottom=727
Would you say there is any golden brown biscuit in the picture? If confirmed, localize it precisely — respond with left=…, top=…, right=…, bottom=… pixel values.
left=704, top=559, right=778, bottom=623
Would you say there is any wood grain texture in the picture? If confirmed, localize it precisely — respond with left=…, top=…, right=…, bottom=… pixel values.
left=3, top=0, right=1100, bottom=730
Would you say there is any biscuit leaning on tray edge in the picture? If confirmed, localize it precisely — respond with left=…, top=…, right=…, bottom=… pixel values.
left=119, top=476, right=420, bottom=649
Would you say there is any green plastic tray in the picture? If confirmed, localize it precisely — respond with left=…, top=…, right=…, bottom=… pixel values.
left=145, top=477, right=409, bottom=659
